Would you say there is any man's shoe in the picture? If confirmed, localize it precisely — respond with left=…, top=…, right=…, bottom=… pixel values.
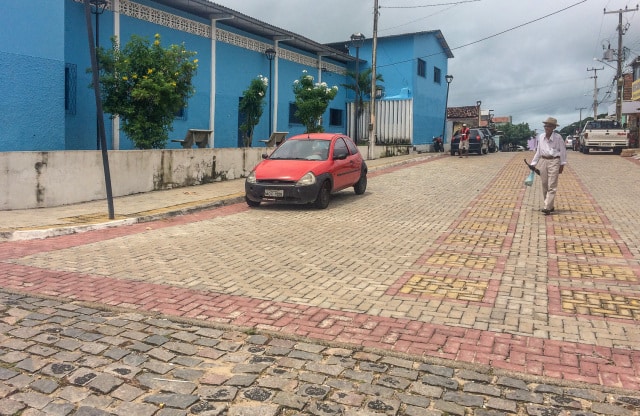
left=541, top=209, right=551, bottom=215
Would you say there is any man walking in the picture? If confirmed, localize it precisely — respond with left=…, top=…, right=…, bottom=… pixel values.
left=459, top=123, right=470, bottom=158
left=529, top=117, right=567, bottom=215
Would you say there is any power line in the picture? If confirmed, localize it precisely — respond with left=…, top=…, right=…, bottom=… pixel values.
left=378, top=0, right=587, bottom=69
left=450, top=1, right=587, bottom=51
left=381, top=0, right=480, bottom=9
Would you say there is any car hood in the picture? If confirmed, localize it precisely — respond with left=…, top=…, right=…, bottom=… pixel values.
left=253, top=159, right=327, bottom=181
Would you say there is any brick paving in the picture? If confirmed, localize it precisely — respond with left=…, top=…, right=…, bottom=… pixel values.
left=1, top=151, right=640, bottom=415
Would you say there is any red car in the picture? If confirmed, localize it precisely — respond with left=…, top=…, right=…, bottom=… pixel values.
left=245, top=133, right=368, bottom=209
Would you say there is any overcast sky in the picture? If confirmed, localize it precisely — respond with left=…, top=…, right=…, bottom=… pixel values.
left=213, top=0, right=640, bottom=132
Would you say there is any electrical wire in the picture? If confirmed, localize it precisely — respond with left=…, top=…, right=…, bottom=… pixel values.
left=377, top=0, right=588, bottom=68
left=381, top=0, right=480, bottom=8
left=449, top=0, right=587, bottom=52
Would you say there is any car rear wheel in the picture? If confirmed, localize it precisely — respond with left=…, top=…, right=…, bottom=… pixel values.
left=245, top=196, right=260, bottom=207
left=354, top=169, right=367, bottom=195
left=314, top=181, right=331, bottom=209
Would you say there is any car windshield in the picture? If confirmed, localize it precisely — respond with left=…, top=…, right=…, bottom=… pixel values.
left=269, top=139, right=331, bottom=161
left=586, top=120, right=622, bottom=130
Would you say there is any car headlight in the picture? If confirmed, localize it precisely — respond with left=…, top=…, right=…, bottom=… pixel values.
left=296, top=172, right=316, bottom=186
left=246, top=171, right=257, bottom=184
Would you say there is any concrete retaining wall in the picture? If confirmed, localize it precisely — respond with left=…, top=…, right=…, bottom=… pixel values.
left=1, top=145, right=410, bottom=210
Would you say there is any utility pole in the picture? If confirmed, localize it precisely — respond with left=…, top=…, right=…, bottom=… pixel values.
left=587, top=66, right=604, bottom=119
left=604, top=5, right=638, bottom=122
left=367, top=0, right=379, bottom=160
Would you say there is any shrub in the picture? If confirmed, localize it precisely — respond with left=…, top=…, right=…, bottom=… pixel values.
left=239, top=75, right=268, bottom=147
left=95, top=34, right=198, bottom=149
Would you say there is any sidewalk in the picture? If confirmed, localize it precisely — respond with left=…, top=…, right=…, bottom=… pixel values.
left=0, top=153, right=438, bottom=241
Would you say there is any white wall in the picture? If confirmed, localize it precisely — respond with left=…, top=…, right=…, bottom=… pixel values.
left=0, top=148, right=265, bottom=210
left=0, top=145, right=409, bottom=210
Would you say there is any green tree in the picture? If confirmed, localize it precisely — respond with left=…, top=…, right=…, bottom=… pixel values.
left=96, top=34, right=198, bottom=149
left=341, top=68, right=384, bottom=110
left=292, top=70, right=338, bottom=133
left=501, top=122, right=533, bottom=147
left=238, top=75, right=268, bottom=147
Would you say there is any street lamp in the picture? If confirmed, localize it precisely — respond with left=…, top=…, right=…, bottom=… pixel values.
left=264, top=47, right=276, bottom=137
left=441, top=74, right=453, bottom=146
left=90, top=0, right=108, bottom=150
left=350, top=32, right=365, bottom=143
left=476, top=100, right=482, bottom=127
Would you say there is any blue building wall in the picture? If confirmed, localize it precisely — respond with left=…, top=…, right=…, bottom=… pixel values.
left=0, top=1, right=449, bottom=152
left=64, top=2, right=108, bottom=150
left=353, top=33, right=449, bottom=147
left=62, top=0, right=214, bottom=150
left=412, top=34, right=449, bottom=145
left=0, top=0, right=66, bottom=151
left=215, top=35, right=272, bottom=148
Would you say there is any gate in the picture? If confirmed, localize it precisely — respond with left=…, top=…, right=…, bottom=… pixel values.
left=348, top=99, right=413, bottom=144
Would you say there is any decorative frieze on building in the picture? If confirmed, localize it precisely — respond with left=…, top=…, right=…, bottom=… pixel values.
left=120, top=1, right=212, bottom=38
left=75, top=0, right=344, bottom=74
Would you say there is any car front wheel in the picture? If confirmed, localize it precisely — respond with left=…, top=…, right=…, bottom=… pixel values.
left=314, top=181, right=331, bottom=209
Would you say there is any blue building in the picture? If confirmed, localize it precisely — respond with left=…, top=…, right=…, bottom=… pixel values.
left=0, top=0, right=452, bottom=152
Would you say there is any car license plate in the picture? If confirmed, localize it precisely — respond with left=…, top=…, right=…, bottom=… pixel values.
left=264, top=189, right=283, bottom=198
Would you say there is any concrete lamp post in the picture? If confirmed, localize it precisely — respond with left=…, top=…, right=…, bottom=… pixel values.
left=350, top=32, right=365, bottom=143
left=90, top=0, right=108, bottom=150
left=441, top=74, right=453, bottom=146
left=265, top=47, right=276, bottom=137
left=476, top=100, right=482, bottom=127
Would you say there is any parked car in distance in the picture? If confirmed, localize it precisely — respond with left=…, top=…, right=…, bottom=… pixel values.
left=450, top=128, right=489, bottom=156
left=245, top=133, right=367, bottom=209
left=479, top=128, right=497, bottom=153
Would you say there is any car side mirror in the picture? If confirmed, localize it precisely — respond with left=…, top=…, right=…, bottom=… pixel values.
left=333, top=148, right=348, bottom=160
left=262, top=153, right=268, bottom=159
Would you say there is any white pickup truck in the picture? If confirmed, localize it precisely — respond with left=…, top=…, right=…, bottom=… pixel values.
left=578, top=119, right=628, bottom=154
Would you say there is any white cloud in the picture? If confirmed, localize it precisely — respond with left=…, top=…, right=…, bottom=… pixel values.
left=213, top=0, right=640, bottom=130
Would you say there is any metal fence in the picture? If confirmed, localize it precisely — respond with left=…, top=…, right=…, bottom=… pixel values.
left=347, top=99, right=413, bottom=145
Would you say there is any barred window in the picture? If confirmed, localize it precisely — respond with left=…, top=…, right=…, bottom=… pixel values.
left=289, top=102, right=301, bottom=124
left=417, top=59, right=426, bottom=78
left=434, top=67, right=441, bottom=84
left=329, top=108, right=343, bottom=126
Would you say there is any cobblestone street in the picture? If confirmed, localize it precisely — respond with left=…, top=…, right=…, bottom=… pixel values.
left=1, top=151, right=639, bottom=415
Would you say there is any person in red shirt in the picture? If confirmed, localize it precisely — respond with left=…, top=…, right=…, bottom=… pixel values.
left=459, top=123, right=470, bottom=158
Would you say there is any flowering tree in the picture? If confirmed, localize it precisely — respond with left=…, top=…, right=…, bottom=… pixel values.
left=96, top=34, right=198, bottom=149
left=292, top=70, right=338, bottom=133
left=239, top=75, right=268, bottom=147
